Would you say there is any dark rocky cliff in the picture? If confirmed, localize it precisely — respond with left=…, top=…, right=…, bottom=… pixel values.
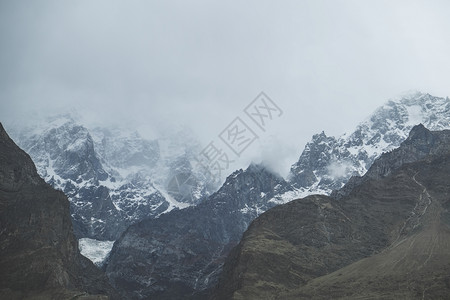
left=0, top=123, right=116, bottom=299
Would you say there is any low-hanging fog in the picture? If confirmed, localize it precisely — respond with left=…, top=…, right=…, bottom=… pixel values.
left=1, top=0, right=450, bottom=177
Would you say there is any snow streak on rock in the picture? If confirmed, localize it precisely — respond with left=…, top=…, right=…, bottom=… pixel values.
left=7, top=115, right=218, bottom=241
left=289, top=92, right=450, bottom=195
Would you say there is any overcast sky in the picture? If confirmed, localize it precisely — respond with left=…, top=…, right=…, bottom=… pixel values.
left=1, top=0, right=450, bottom=177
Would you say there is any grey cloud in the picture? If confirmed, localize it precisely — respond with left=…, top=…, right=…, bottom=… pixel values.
left=1, top=0, right=450, bottom=176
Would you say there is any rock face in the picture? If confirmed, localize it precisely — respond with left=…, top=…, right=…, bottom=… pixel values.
left=105, top=164, right=293, bottom=299
left=0, top=123, right=116, bottom=299
left=333, top=123, right=450, bottom=199
left=289, top=92, right=450, bottom=195
left=4, top=92, right=449, bottom=296
left=104, top=93, right=450, bottom=299
left=214, top=126, right=450, bottom=299
left=5, top=93, right=449, bottom=244
left=7, top=115, right=217, bottom=241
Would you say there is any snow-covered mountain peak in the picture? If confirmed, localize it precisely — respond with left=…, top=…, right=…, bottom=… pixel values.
left=6, top=113, right=218, bottom=242
left=289, top=93, right=450, bottom=195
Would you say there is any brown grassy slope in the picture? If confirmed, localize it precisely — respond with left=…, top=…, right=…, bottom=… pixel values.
left=214, top=151, right=450, bottom=299
left=283, top=155, right=450, bottom=299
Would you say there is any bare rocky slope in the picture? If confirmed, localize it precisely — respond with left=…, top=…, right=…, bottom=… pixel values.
left=214, top=125, right=450, bottom=299
left=103, top=93, right=450, bottom=299
left=105, top=164, right=292, bottom=299
left=5, top=92, right=449, bottom=297
left=0, top=123, right=116, bottom=299
left=7, top=93, right=449, bottom=243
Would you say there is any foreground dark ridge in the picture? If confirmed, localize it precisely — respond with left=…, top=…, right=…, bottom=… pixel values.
left=214, top=124, right=450, bottom=299
left=0, top=123, right=116, bottom=299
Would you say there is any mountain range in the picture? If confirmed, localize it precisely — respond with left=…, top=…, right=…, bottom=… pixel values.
left=214, top=124, right=450, bottom=299
left=289, top=92, right=450, bottom=195
left=105, top=163, right=292, bottom=299
left=6, top=93, right=449, bottom=244
left=6, top=115, right=218, bottom=242
left=2, top=92, right=450, bottom=299
left=103, top=93, right=450, bottom=299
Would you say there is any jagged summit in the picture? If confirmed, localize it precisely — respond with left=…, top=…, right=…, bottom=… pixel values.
left=333, top=125, right=450, bottom=199
left=244, top=162, right=284, bottom=179
left=105, top=156, right=293, bottom=300
left=5, top=92, right=450, bottom=271
left=5, top=114, right=218, bottom=242
left=288, top=92, right=450, bottom=195
left=405, top=123, right=434, bottom=145
left=214, top=125, right=450, bottom=300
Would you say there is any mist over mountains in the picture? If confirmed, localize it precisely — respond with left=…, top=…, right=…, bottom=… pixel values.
left=3, top=92, right=449, bottom=299
left=289, top=92, right=450, bottom=195
left=2, top=1, right=450, bottom=298
left=4, top=92, right=449, bottom=243
left=6, top=114, right=219, bottom=241
left=2, top=91, right=450, bottom=300
left=102, top=93, right=450, bottom=299
left=215, top=124, right=450, bottom=299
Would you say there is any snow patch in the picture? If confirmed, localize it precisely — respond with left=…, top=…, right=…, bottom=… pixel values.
left=78, top=238, right=115, bottom=266
left=268, top=189, right=308, bottom=205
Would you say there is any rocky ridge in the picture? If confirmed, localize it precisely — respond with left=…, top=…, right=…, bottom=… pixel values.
left=214, top=125, right=450, bottom=299
left=105, top=164, right=293, bottom=299
left=104, top=93, right=450, bottom=299
left=0, top=122, right=116, bottom=299
left=7, top=115, right=217, bottom=241
left=289, top=92, right=450, bottom=195
left=5, top=92, right=449, bottom=246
